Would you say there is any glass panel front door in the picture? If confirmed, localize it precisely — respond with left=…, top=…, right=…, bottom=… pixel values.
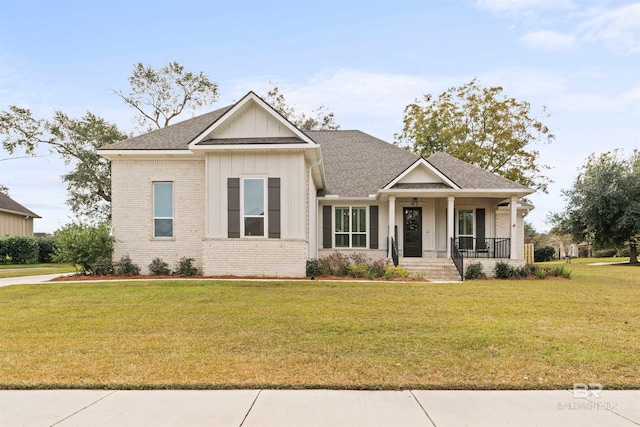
left=403, top=207, right=422, bottom=257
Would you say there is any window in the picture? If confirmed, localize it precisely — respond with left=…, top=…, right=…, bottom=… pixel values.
left=335, top=206, right=366, bottom=248
left=458, top=209, right=474, bottom=250
left=243, top=178, right=265, bottom=237
left=153, top=182, right=173, bottom=238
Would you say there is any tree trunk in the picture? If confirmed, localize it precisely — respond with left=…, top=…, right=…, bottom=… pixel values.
left=630, top=241, right=638, bottom=265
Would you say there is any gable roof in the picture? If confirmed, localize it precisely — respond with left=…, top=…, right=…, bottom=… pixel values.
left=306, top=130, right=420, bottom=197
left=0, top=193, right=40, bottom=218
left=100, top=105, right=233, bottom=150
left=426, top=152, right=530, bottom=190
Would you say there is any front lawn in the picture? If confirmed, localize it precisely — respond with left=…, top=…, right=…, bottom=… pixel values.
left=0, top=259, right=638, bottom=389
left=0, top=263, right=75, bottom=279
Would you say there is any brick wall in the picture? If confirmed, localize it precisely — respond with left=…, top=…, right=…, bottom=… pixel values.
left=202, top=238, right=308, bottom=277
left=111, top=158, right=205, bottom=274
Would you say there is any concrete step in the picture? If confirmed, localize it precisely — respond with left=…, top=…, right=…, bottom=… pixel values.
left=398, top=257, right=462, bottom=282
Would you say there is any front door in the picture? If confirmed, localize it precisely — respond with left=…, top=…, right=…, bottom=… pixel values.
left=403, top=207, right=422, bottom=257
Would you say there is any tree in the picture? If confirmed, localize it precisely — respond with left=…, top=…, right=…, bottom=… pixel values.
left=0, top=184, right=8, bottom=195
left=550, top=150, right=640, bottom=264
left=0, top=108, right=127, bottom=222
left=263, top=83, right=340, bottom=131
left=113, top=61, right=219, bottom=131
left=395, top=78, right=554, bottom=193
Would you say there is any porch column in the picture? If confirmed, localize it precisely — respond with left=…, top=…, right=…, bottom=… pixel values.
left=510, top=196, right=518, bottom=259
left=447, top=196, right=455, bottom=257
left=388, top=196, right=396, bottom=258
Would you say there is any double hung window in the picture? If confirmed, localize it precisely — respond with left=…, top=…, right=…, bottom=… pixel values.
left=335, top=206, right=366, bottom=248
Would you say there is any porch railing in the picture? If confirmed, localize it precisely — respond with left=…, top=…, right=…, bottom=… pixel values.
left=454, top=237, right=510, bottom=259
left=451, top=237, right=464, bottom=280
left=390, top=236, right=399, bottom=267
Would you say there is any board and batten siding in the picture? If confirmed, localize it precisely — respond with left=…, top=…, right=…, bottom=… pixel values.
left=110, top=159, right=206, bottom=274
left=0, top=212, right=34, bottom=236
left=205, top=152, right=307, bottom=239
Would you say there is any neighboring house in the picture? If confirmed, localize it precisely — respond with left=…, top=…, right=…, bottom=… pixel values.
left=98, top=91, right=534, bottom=280
left=0, top=192, right=41, bottom=236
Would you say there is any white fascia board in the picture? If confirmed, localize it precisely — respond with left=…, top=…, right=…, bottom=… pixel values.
left=0, top=208, right=40, bottom=218
left=188, top=92, right=317, bottom=149
left=189, top=143, right=316, bottom=152
left=317, top=196, right=377, bottom=202
left=97, top=150, right=195, bottom=160
left=377, top=188, right=534, bottom=197
left=383, top=158, right=460, bottom=190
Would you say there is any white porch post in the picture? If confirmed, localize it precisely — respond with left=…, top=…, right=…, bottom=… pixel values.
left=510, top=196, right=518, bottom=260
left=447, top=196, right=455, bottom=257
left=388, top=196, right=396, bottom=258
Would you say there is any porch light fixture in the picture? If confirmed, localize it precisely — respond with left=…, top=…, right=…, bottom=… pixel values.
left=412, top=198, right=418, bottom=207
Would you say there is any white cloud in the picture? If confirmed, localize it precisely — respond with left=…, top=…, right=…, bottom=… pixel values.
left=520, top=30, right=577, bottom=51
left=476, top=0, right=573, bottom=12
left=578, top=3, right=640, bottom=55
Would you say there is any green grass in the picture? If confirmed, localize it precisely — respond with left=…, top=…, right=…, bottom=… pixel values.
left=0, top=263, right=75, bottom=279
left=0, top=257, right=638, bottom=390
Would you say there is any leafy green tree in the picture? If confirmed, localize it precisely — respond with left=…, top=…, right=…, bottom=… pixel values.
left=0, top=108, right=127, bottom=222
left=0, top=184, right=8, bottom=195
left=263, top=83, right=340, bottom=131
left=54, top=222, right=114, bottom=273
left=113, top=61, right=219, bottom=131
left=550, top=150, right=639, bottom=264
left=396, top=78, right=554, bottom=193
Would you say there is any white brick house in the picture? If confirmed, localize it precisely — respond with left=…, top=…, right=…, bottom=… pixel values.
left=98, top=91, right=534, bottom=280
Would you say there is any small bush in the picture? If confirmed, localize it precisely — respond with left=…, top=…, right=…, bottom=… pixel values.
left=306, top=259, right=322, bottom=277
left=349, top=252, right=371, bottom=266
left=535, top=268, right=549, bottom=279
left=114, top=254, right=140, bottom=276
left=318, top=251, right=349, bottom=276
left=149, top=257, right=171, bottom=275
left=369, top=259, right=387, bottom=278
left=465, top=262, right=486, bottom=280
left=384, top=266, right=409, bottom=280
left=91, top=257, right=113, bottom=276
left=348, top=263, right=369, bottom=278
left=534, top=245, right=556, bottom=262
left=494, top=261, right=515, bottom=279
left=550, top=265, right=572, bottom=278
left=176, top=257, right=199, bottom=276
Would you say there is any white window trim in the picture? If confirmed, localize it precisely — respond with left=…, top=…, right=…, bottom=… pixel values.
left=333, top=205, right=368, bottom=249
left=240, top=176, right=268, bottom=238
left=152, top=181, right=174, bottom=239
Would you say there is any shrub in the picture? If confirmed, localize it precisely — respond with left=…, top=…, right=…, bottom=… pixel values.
left=176, top=257, right=199, bottom=276
left=534, top=245, right=556, bottom=262
left=369, top=259, right=387, bottom=278
left=91, top=257, right=113, bottom=276
left=594, top=248, right=617, bottom=258
left=349, top=252, right=372, bottom=266
left=318, top=251, right=349, bottom=276
left=384, top=266, right=409, bottom=280
left=535, top=268, right=549, bottom=279
left=149, top=257, right=172, bottom=275
left=348, top=263, right=369, bottom=278
left=53, top=223, right=114, bottom=274
left=0, top=236, right=39, bottom=264
left=494, top=261, right=515, bottom=279
left=114, top=254, right=140, bottom=276
left=464, top=262, right=486, bottom=280
left=550, top=265, right=572, bottom=278
left=37, top=237, right=56, bottom=263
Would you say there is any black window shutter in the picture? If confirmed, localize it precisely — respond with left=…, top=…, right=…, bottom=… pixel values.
left=322, top=206, right=332, bottom=248
left=268, top=178, right=281, bottom=238
left=370, top=206, right=379, bottom=249
left=228, top=178, right=240, bottom=238
left=476, top=208, right=486, bottom=249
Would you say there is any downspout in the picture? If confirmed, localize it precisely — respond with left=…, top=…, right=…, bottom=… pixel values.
left=23, top=215, right=29, bottom=236
left=308, top=159, right=323, bottom=259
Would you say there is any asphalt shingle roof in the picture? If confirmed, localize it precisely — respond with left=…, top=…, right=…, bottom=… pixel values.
left=426, top=152, right=530, bottom=190
left=306, top=130, right=420, bottom=197
left=0, top=193, right=40, bottom=218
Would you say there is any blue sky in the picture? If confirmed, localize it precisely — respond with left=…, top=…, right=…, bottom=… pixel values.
left=1, top=0, right=639, bottom=233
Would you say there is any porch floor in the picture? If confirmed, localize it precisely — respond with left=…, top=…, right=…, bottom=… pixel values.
left=399, top=257, right=462, bottom=282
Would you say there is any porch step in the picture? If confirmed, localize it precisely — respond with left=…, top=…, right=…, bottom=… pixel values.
left=398, top=257, right=462, bottom=282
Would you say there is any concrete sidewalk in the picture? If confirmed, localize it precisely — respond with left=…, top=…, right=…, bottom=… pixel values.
left=1, top=389, right=638, bottom=427
left=0, top=274, right=70, bottom=288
